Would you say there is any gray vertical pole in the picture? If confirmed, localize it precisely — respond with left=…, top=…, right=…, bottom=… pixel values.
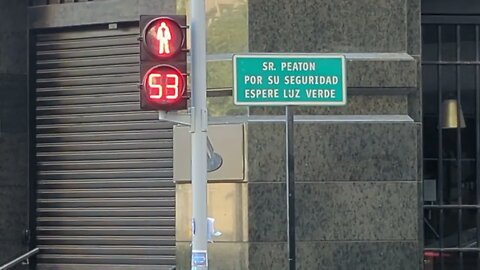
left=190, top=0, right=209, bottom=269
left=286, top=106, right=296, bottom=270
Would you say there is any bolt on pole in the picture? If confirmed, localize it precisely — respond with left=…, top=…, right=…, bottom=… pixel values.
left=190, top=0, right=209, bottom=269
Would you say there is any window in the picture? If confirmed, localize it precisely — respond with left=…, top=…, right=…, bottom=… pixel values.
left=422, top=18, right=480, bottom=270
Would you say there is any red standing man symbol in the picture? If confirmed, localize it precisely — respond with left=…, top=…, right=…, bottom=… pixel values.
left=157, top=22, right=171, bottom=55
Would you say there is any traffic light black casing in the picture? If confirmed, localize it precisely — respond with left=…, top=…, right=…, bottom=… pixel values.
left=140, top=15, right=188, bottom=111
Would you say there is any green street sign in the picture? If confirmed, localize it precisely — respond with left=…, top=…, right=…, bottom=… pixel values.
left=233, top=54, right=346, bottom=106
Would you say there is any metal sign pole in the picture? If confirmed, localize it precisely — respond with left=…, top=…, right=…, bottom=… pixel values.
left=190, top=0, right=209, bottom=269
left=286, top=105, right=296, bottom=270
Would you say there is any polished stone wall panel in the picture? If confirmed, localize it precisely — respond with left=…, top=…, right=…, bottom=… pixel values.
left=0, top=0, right=29, bottom=266
left=0, top=1, right=26, bottom=30
left=247, top=123, right=285, bottom=182
left=0, top=33, right=27, bottom=75
left=248, top=122, right=418, bottom=182
left=296, top=182, right=418, bottom=241
left=347, top=58, right=417, bottom=88
left=248, top=182, right=418, bottom=242
left=407, top=0, right=421, bottom=56
left=249, top=0, right=407, bottom=53
left=248, top=182, right=417, bottom=242
left=247, top=241, right=419, bottom=269
left=0, top=185, right=27, bottom=235
left=248, top=243, right=288, bottom=270
left=248, top=183, right=287, bottom=242
left=297, top=241, right=419, bottom=270
left=0, top=78, right=28, bottom=133
left=0, top=134, right=28, bottom=186
left=250, top=95, right=409, bottom=116
left=0, top=0, right=27, bottom=76
left=295, top=122, right=418, bottom=181
left=0, top=134, right=28, bottom=266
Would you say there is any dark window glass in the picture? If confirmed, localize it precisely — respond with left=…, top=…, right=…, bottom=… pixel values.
left=422, top=19, right=480, bottom=270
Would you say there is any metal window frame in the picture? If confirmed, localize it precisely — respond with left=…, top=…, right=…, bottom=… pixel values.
left=422, top=15, right=480, bottom=270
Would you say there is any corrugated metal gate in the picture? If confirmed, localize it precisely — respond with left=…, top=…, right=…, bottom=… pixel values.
left=33, top=24, right=176, bottom=270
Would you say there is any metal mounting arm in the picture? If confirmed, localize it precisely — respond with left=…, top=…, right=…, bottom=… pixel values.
left=158, top=111, right=223, bottom=172
left=158, top=111, right=190, bottom=126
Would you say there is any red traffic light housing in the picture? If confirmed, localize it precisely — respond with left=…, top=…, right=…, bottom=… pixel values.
left=140, top=15, right=187, bottom=111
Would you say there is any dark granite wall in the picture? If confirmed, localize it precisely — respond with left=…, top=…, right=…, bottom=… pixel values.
left=247, top=0, right=422, bottom=269
left=250, top=0, right=411, bottom=53
left=0, top=0, right=29, bottom=267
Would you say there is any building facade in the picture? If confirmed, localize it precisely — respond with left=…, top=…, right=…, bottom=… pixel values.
left=0, top=0, right=478, bottom=269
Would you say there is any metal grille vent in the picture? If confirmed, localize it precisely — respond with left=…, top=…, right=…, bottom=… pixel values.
left=34, top=25, right=176, bottom=270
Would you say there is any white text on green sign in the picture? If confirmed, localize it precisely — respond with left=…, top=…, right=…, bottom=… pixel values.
left=233, top=54, right=346, bottom=106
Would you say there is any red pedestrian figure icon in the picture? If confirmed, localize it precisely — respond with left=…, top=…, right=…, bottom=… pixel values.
left=157, top=22, right=172, bottom=55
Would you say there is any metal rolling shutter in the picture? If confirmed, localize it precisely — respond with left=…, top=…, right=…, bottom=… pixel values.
left=34, top=25, right=176, bottom=270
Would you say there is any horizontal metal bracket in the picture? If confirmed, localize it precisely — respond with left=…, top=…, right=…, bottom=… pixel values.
left=161, top=111, right=223, bottom=173
left=158, top=111, right=191, bottom=126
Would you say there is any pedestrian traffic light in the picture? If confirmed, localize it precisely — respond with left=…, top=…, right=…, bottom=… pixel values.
left=140, top=15, right=188, bottom=111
